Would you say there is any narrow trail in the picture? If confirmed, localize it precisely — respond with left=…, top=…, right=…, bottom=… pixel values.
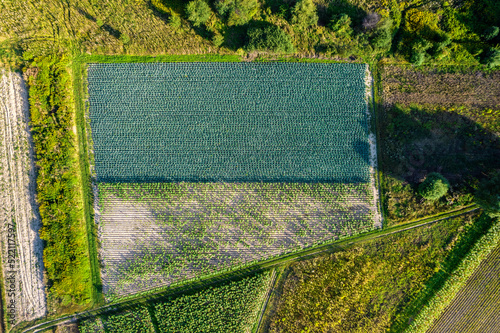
left=0, top=70, right=46, bottom=324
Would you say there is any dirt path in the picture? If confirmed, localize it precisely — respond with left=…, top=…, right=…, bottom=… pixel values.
left=0, top=70, right=46, bottom=324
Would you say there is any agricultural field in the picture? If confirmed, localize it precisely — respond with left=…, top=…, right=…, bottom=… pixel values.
left=379, top=66, right=500, bottom=224
left=265, top=212, right=481, bottom=333
left=427, top=242, right=500, bottom=333
left=98, top=182, right=377, bottom=295
left=87, top=62, right=373, bottom=183
left=0, top=70, right=46, bottom=324
left=78, top=271, right=272, bottom=333
left=86, top=62, right=381, bottom=297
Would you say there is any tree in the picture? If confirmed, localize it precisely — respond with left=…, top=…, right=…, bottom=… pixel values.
left=418, top=172, right=450, bottom=201
left=362, top=12, right=381, bottom=31
left=246, top=24, right=294, bottom=53
left=215, top=0, right=259, bottom=26
left=186, top=0, right=212, bottom=27
left=371, top=18, right=393, bottom=49
left=475, top=172, right=500, bottom=217
left=291, top=0, right=318, bottom=28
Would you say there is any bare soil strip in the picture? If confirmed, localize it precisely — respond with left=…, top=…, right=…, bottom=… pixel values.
left=381, top=67, right=500, bottom=109
left=0, top=70, right=46, bottom=324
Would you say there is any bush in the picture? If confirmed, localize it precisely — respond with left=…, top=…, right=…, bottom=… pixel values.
left=169, top=13, right=182, bottom=29
left=481, top=48, right=500, bottom=68
left=418, top=172, right=450, bottom=200
left=246, top=24, right=294, bottom=53
left=186, top=0, right=212, bottom=27
left=483, top=26, right=499, bottom=41
left=291, top=0, right=318, bottom=28
left=475, top=172, right=500, bottom=217
left=215, top=0, right=259, bottom=26
left=371, top=18, right=393, bottom=49
left=330, top=14, right=353, bottom=36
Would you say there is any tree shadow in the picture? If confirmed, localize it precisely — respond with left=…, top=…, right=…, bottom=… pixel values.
left=379, top=103, right=500, bottom=189
left=76, top=7, right=122, bottom=39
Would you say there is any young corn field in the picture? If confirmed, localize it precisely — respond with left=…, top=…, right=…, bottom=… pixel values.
left=86, top=62, right=380, bottom=297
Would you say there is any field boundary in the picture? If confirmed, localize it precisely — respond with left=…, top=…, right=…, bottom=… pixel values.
left=71, top=56, right=103, bottom=306
left=14, top=204, right=479, bottom=333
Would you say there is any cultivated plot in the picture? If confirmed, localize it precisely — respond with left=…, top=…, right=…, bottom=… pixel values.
left=86, top=62, right=380, bottom=297
left=0, top=70, right=46, bottom=322
left=428, top=243, right=500, bottom=333
left=97, top=182, right=377, bottom=295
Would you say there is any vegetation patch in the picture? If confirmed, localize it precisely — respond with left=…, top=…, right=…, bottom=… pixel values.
left=266, top=212, right=479, bottom=333
left=26, top=56, right=93, bottom=313
left=78, top=271, right=272, bottom=333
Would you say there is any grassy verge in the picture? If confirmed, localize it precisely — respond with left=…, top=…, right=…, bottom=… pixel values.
left=25, top=55, right=93, bottom=314
left=76, top=54, right=241, bottom=63
left=71, top=55, right=103, bottom=306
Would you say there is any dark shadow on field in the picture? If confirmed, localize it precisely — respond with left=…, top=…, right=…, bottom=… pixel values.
left=379, top=103, right=500, bottom=190
left=76, top=7, right=122, bottom=39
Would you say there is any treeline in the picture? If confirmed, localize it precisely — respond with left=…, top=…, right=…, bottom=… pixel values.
left=26, top=55, right=92, bottom=309
left=153, top=0, right=499, bottom=66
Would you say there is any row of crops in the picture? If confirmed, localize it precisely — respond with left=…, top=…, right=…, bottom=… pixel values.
left=87, top=62, right=370, bottom=183
left=97, top=182, right=376, bottom=296
left=78, top=271, right=271, bottom=333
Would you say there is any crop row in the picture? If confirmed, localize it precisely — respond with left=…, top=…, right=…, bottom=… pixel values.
left=96, top=182, right=377, bottom=296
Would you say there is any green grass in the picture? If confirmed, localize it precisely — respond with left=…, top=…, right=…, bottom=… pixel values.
left=71, top=56, right=103, bottom=306
left=267, top=211, right=483, bottom=333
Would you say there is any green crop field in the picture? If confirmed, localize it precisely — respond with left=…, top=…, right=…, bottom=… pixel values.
left=78, top=271, right=271, bottom=333
left=97, top=181, right=378, bottom=295
left=87, top=62, right=379, bottom=297
left=87, top=62, right=371, bottom=183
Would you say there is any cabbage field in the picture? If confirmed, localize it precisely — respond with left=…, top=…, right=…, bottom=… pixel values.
left=86, top=62, right=379, bottom=297
left=87, top=62, right=371, bottom=183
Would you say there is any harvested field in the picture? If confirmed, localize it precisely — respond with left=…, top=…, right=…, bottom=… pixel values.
left=381, top=66, right=500, bottom=109
left=0, top=70, right=46, bottom=323
left=97, top=182, right=378, bottom=296
left=428, top=243, right=500, bottom=333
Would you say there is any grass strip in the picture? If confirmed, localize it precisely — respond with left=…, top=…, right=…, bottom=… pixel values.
left=71, top=55, right=103, bottom=306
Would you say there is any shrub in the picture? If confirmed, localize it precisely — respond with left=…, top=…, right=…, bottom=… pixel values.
left=481, top=48, right=500, bottom=68
left=483, top=26, right=499, bottom=41
left=246, top=24, right=294, bottom=53
left=215, top=0, right=259, bottom=26
left=475, top=172, right=500, bottom=217
left=330, top=14, right=353, bottom=36
left=169, top=13, right=182, bottom=29
left=371, top=18, right=393, bottom=49
left=186, top=0, right=212, bottom=27
left=418, top=172, right=450, bottom=200
left=291, top=0, right=318, bottom=28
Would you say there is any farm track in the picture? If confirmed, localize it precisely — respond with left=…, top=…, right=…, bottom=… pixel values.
left=427, top=243, right=500, bottom=333
left=15, top=204, right=478, bottom=333
left=0, top=71, right=46, bottom=323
